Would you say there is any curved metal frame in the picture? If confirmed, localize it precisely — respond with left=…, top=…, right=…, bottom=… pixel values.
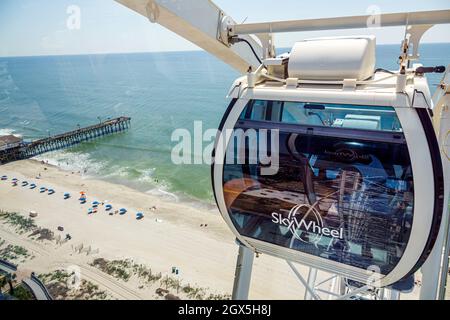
left=213, top=96, right=442, bottom=287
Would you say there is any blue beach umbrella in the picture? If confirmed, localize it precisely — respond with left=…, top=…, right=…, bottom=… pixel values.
left=119, top=208, right=127, bottom=215
left=136, top=213, right=144, bottom=220
left=64, top=193, right=71, bottom=199
left=48, top=189, right=55, bottom=195
left=105, top=204, right=113, bottom=211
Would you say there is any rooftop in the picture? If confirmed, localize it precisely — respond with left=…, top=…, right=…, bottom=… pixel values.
left=0, top=135, right=22, bottom=146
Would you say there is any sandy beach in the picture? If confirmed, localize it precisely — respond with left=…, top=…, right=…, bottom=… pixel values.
left=0, top=159, right=429, bottom=300
left=0, top=159, right=327, bottom=300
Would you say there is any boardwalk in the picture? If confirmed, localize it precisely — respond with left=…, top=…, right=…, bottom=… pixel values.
left=0, top=116, right=131, bottom=164
left=0, top=259, right=17, bottom=276
left=22, top=274, right=53, bottom=300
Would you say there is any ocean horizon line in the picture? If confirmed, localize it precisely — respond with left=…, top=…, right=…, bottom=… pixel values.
left=2, top=41, right=450, bottom=59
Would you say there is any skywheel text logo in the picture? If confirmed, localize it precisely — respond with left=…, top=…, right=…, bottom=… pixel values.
left=272, top=204, right=344, bottom=245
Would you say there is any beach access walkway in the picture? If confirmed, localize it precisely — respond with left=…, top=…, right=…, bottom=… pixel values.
left=0, top=259, right=17, bottom=276
left=22, top=273, right=53, bottom=300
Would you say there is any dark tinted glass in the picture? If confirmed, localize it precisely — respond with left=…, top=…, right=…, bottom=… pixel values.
left=223, top=100, right=414, bottom=274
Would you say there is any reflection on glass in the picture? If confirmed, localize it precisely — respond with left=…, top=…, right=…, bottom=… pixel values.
left=223, top=100, right=413, bottom=274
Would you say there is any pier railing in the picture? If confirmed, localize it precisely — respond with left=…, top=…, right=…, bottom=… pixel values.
left=0, top=116, right=131, bottom=164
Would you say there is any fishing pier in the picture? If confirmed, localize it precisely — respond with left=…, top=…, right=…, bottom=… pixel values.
left=0, top=116, right=131, bottom=164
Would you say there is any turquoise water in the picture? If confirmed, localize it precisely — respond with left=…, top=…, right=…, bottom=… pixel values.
left=0, top=44, right=449, bottom=203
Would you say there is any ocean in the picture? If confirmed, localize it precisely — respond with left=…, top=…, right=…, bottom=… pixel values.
left=1, top=43, right=449, bottom=204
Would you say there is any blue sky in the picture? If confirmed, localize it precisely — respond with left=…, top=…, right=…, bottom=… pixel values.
left=1, top=0, right=449, bottom=57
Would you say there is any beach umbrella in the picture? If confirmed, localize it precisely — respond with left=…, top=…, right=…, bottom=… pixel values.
left=12, top=178, right=18, bottom=181
left=136, top=213, right=144, bottom=220
left=30, top=184, right=36, bottom=189
left=119, top=208, right=127, bottom=215
left=92, top=201, right=100, bottom=205
left=40, top=187, right=46, bottom=193
left=48, top=189, right=55, bottom=195
left=22, top=181, right=29, bottom=186
left=105, top=204, right=113, bottom=211
left=64, top=193, right=71, bottom=199
left=88, top=208, right=93, bottom=215
left=1, top=175, right=7, bottom=180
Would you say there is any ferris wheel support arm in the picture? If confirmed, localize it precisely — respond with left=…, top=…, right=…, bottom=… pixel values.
left=115, top=0, right=263, bottom=73
left=229, top=9, right=450, bottom=35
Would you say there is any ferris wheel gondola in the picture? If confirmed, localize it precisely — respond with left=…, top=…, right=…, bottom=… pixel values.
left=116, top=0, right=450, bottom=294
left=211, top=36, right=447, bottom=287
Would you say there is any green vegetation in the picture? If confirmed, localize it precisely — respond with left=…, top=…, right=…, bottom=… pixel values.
left=91, top=258, right=163, bottom=284
left=0, top=274, right=35, bottom=300
left=0, top=211, right=37, bottom=234
left=11, top=285, right=35, bottom=300
left=0, top=243, right=31, bottom=262
left=29, top=227, right=54, bottom=241
left=133, top=263, right=163, bottom=283
left=39, top=270, right=110, bottom=300
left=179, top=282, right=231, bottom=300
left=91, top=258, right=132, bottom=282
left=90, top=257, right=230, bottom=300
left=0, top=211, right=54, bottom=242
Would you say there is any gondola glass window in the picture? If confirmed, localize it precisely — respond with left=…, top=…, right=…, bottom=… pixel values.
left=224, top=100, right=414, bottom=274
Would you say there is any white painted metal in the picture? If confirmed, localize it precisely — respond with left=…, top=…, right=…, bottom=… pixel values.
left=421, top=68, right=450, bottom=300
left=381, top=106, right=435, bottom=285
left=288, top=36, right=376, bottom=80
left=305, top=268, right=318, bottom=300
left=115, top=0, right=262, bottom=73
left=231, top=244, right=254, bottom=300
left=230, top=10, right=450, bottom=35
